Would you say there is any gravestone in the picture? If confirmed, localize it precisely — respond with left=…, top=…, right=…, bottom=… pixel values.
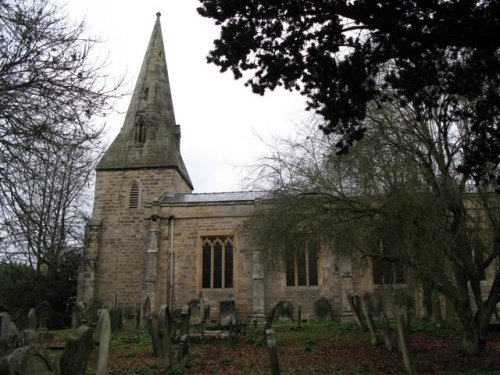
left=147, top=313, right=160, bottom=357
left=0, top=345, right=55, bottom=375
left=188, top=299, right=201, bottom=325
left=59, top=326, right=92, bottom=375
left=379, top=312, right=394, bottom=351
left=109, top=308, right=123, bottom=332
left=95, top=309, right=111, bottom=375
left=395, top=308, right=416, bottom=375
left=347, top=294, right=365, bottom=332
left=27, top=309, right=37, bottom=330
left=277, top=301, right=293, bottom=322
left=176, top=335, right=190, bottom=369
left=266, top=329, right=280, bottom=375
left=180, top=305, right=191, bottom=336
left=0, top=313, right=10, bottom=339
left=158, top=305, right=172, bottom=367
left=220, top=301, right=236, bottom=327
left=360, top=299, right=379, bottom=346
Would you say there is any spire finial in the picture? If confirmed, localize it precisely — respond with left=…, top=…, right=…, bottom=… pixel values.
left=156, top=11, right=161, bottom=17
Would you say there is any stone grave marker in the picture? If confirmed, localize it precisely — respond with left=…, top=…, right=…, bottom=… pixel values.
left=109, top=307, right=123, bottom=332
left=27, top=309, right=37, bottom=330
left=266, top=329, right=280, bottom=375
left=59, top=325, right=92, bottom=375
left=277, top=301, right=293, bottom=322
left=180, top=304, right=191, bottom=336
left=360, top=299, right=379, bottom=346
left=147, top=313, right=160, bottom=357
left=379, top=312, right=394, bottom=351
left=0, top=345, right=55, bottom=375
left=0, top=312, right=10, bottom=340
left=95, top=309, right=111, bottom=375
left=176, top=334, right=190, bottom=369
left=347, top=294, right=365, bottom=332
left=395, top=307, right=416, bottom=375
left=158, top=305, right=172, bottom=367
left=188, top=299, right=201, bottom=325
left=220, top=301, right=236, bottom=327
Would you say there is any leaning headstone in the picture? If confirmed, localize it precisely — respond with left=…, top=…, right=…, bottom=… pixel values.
left=347, top=294, right=365, bottom=332
left=379, top=312, right=395, bottom=351
left=176, top=334, right=190, bottom=369
left=266, top=329, right=280, bottom=375
left=158, top=305, right=173, bottom=367
left=27, top=309, right=37, bottom=330
left=0, top=345, right=55, bottom=375
left=395, top=308, right=416, bottom=375
left=59, top=326, right=92, bottom=375
left=95, top=309, right=111, bottom=375
left=360, top=299, right=379, bottom=346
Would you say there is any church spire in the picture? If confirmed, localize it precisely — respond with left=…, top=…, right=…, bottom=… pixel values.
left=96, top=13, right=193, bottom=190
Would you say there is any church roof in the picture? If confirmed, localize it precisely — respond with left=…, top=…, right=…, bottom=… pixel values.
left=159, top=191, right=269, bottom=205
left=96, top=13, right=193, bottom=189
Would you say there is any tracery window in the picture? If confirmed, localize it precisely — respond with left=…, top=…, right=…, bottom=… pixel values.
left=129, top=182, right=139, bottom=209
left=286, top=241, right=318, bottom=287
left=202, top=236, right=233, bottom=289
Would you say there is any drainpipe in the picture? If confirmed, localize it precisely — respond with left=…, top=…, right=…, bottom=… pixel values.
left=169, top=215, right=175, bottom=308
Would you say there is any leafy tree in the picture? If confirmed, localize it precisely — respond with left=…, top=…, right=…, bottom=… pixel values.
left=246, top=94, right=500, bottom=353
left=198, top=0, right=500, bottom=175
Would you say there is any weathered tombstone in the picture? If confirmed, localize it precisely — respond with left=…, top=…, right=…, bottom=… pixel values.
left=176, top=334, right=190, bottom=369
left=59, top=326, right=92, bottom=375
left=27, top=309, right=37, bottom=330
left=95, top=309, right=111, bottom=375
left=277, top=301, right=293, bottom=322
left=199, top=292, right=206, bottom=339
left=109, top=307, right=123, bottom=332
left=35, top=301, right=51, bottom=330
left=7, top=322, right=19, bottom=350
left=220, top=301, right=236, bottom=327
left=0, top=312, right=10, bottom=340
left=395, top=308, right=416, bottom=375
left=297, top=305, right=302, bottom=327
left=22, top=329, right=37, bottom=346
left=0, top=345, right=55, bottom=375
left=347, top=294, right=365, bottom=332
left=188, top=299, right=201, bottom=325
left=147, top=313, right=160, bottom=357
left=180, top=305, right=191, bottom=336
left=360, top=299, right=379, bottom=346
left=379, top=312, right=395, bottom=351
left=266, top=329, right=280, bottom=375
left=158, top=305, right=173, bottom=367
left=314, top=297, right=333, bottom=321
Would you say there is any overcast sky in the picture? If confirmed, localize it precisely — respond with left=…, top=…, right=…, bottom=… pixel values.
left=63, top=0, right=309, bottom=193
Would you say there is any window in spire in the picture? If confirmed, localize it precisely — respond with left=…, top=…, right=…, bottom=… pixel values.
left=134, top=117, right=146, bottom=144
left=129, top=183, right=140, bottom=209
left=142, top=87, right=149, bottom=100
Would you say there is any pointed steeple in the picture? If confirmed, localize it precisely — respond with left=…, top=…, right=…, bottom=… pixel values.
left=97, top=13, right=193, bottom=190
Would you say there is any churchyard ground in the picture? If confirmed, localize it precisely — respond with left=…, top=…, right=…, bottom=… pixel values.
left=77, top=320, right=500, bottom=374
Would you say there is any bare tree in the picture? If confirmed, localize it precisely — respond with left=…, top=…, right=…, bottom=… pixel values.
left=246, top=95, right=500, bottom=353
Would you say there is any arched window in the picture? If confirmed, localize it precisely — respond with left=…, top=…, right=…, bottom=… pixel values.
left=129, top=183, right=139, bottom=209
left=134, top=117, right=146, bottom=144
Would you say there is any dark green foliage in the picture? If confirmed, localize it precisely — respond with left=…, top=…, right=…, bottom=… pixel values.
left=0, top=256, right=79, bottom=329
left=198, top=0, right=500, bottom=176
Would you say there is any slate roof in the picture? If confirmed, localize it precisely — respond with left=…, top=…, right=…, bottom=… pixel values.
left=159, top=191, right=269, bottom=205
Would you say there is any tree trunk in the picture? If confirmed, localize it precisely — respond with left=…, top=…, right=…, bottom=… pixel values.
left=455, top=300, right=485, bottom=354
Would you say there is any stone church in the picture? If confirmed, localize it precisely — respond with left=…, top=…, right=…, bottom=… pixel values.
left=77, top=14, right=381, bottom=324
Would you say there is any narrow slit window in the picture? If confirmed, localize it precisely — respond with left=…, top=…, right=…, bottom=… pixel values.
left=129, top=183, right=139, bottom=209
left=134, top=118, right=146, bottom=144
